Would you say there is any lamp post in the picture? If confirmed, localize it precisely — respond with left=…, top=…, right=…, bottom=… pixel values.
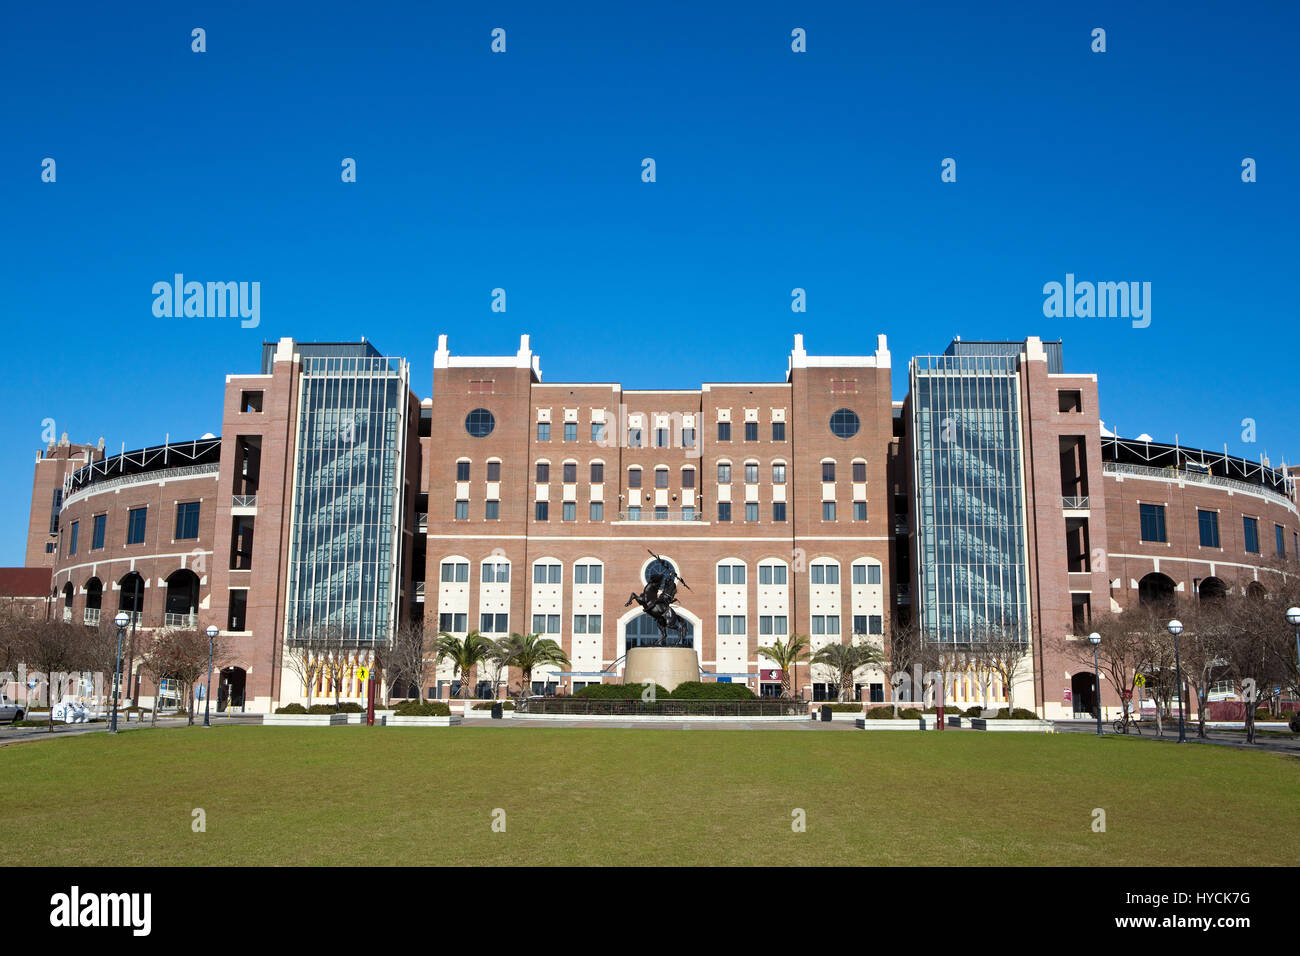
left=1167, top=619, right=1187, bottom=743
left=204, top=625, right=219, bottom=728
left=110, top=611, right=129, bottom=734
left=1088, top=632, right=1103, bottom=735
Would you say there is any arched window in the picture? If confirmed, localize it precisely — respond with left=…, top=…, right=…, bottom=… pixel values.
left=532, top=559, right=562, bottom=585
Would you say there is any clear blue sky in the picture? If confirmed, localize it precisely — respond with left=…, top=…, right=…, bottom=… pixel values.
left=1, top=0, right=1296, bottom=564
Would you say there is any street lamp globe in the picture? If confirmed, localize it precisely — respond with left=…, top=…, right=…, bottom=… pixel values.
left=1088, top=632, right=1101, bottom=646
left=113, top=611, right=130, bottom=628
left=1285, top=607, right=1300, bottom=627
left=206, top=625, right=220, bottom=639
left=1167, top=619, right=1184, bottom=637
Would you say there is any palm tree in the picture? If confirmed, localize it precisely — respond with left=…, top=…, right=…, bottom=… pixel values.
left=500, top=632, right=571, bottom=697
left=811, top=638, right=884, bottom=702
left=756, top=634, right=810, bottom=698
left=436, top=630, right=495, bottom=700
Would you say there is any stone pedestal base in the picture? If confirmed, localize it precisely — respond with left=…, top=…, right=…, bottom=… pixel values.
left=624, top=646, right=699, bottom=692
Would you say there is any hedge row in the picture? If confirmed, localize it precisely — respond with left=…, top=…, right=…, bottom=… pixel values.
left=573, top=681, right=757, bottom=701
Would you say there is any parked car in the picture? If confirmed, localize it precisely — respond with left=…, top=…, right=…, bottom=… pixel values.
left=0, top=693, right=24, bottom=723
left=51, top=700, right=90, bottom=724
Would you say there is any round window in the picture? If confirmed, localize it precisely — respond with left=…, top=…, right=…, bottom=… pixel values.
left=829, top=408, right=860, bottom=439
left=465, top=408, right=496, bottom=438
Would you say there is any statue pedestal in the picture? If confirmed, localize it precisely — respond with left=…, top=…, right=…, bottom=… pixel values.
left=624, top=646, right=699, bottom=692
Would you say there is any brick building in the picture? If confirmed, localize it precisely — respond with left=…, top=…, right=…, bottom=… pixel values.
left=31, top=334, right=1300, bottom=715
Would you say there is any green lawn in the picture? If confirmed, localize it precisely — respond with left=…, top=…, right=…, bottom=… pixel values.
left=2, top=726, right=1297, bottom=866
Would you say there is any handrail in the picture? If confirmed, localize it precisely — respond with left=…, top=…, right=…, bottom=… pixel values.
left=1102, top=461, right=1294, bottom=507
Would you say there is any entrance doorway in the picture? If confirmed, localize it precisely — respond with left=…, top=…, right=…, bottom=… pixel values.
left=218, top=667, right=247, bottom=713
left=1071, top=671, right=1098, bottom=718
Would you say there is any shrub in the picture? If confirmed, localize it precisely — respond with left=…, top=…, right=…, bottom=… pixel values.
left=821, top=703, right=864, bottom=712
left=574, top=682, right=671, bottom=700
left=336, top=702, right=365, bottom=713
left=274, top=703, right=307, bottom=715
left=471, top=701, right=515, bottom=710
left=1010, top=708, right=1038, bottom=720
left=898, top=707, right=922, bottom=719
left=964, top=706, right=984, bottom=718
left=393, top=700, right=451, bottom=717
left=669, top=681, right=757, bottom=700
left=864, top=706, right=897, bottom=719
left=306, top=704, right=337, bottom=715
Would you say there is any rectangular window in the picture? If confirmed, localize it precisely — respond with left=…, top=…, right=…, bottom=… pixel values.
left=227, top=589, right=248, bottom=631
left=682, top=428, right=695, bottom=448
left=591, top=422, right=605, bottom=442
left=759, top=616, right=773, bottom=636
left=853, top=614, right=868, bottom=635
left=744, top=422, right=758, bottom=442
left=564, top=422, right=577, bottom=442
left=823, top=501, right=836, bottom=521
left=628, top=428, right=642, bottom=447
left=1276, top=524, right=1285, bottom=557
left=1198, top=509, right=1219, bottom=548
left=717, top=615, right=731, bottom=635
left=562, top=501, right=576, bottom=522
left=774, top=615, right=787, bottom=634
left=575, top=563, right=602, bottom=585
left=487, top=460, right=501, bottom=482
left=868, top=564, right=881, bottom=585
left=655, top=469, right=669, bottom=488
left=537, top=422, right=550, bottom=442
left=826, top=615, right=840, bottom=635
left=718, top=502, right=731, bottom=522
left=563, top=462, right=577, bottom=483
left=573, top=614, right=586, bottom=634
left=88, top=514, right=105, bottom=551
left=627, top=506, right=641, bottom=521
left=628, top=469, right=642, bottom=488
left=1058, top=390, right=1083, bottom=412
left=1243, top=516, right=1259, bottom=554
left=718, top=463, right=731, bottom=483
left=1139, top=503, right=1167, bottom=543
left=822, top=461, right=836, bottom=482
left=681, top=468, right=695, bottom=488
left=717, top=422, right=731, bottom=442
left=655, top=428, right=668, bottom=447
left=175, top=502, right=201, bottom=539
left=745, top=502, right=759, bottom=522
left=851, top=501, right=866, bottom=521
left=536, top=462, right=549, bottom=482
left=772, top=422, right=786, bottom=442
left=485, top=500, right=500, bottom=520
left=731, top=615, right=746, bottom=635
left=456, top=461, right=470, bottom=481
left=240, top=390, right=263, bottom=413
left=682, top=505, right=695, bottom=521
left=481, top=561, right=510, bottom=583
left=772, top=502, right=786, bottom=522
left=811, top=616, right=825, bottom=635
left=590, top=462, right=604, bottom=483
left=535, top=501, right=549, bottom=521
left=587, top=614, right=602, bottom=632
left=772, top=463, right=786, bottom=483
left=745, top=463, right=758, bottom=483
left=590, top=501, right=603, bottom=521
left=454, top=500, right=469, bottom=520
left=718, top=565, right=731, bottom=585
left=654, top=506, right=668, bottom=520
left=852, top=461, right=867, bottom=482
left=869, top=615, right=883, bottom=635
left=852, top=565, right=867, bottom=585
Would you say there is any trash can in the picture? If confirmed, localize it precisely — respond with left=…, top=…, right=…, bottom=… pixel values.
left=820, top=704, right=832, bottom=722
left=491, top=702, right=503, bottom=719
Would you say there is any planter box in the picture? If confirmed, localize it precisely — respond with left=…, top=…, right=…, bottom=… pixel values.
left=263, top=713, right=348, bottom=726
left=344, top=710, right=396, bottom=724
left=463, top=708, right=515, bottom=719
left=969, top=718, right=1053, bottom=732
left=856, top=718, right=923, bottom=730
left=946, top=715, right=971, bottom=728
left=382, top=715, right=462, bottom=727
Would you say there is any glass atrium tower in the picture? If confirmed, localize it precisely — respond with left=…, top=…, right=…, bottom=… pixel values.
left=284, top=343, right=410, bottom=646
left=910, top=343, right=1034, bottom=641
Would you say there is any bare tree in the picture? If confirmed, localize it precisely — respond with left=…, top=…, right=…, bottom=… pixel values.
left=1063, top=609, right=1152, bottom=730
left=141, top=628, right=222, bottom=725
left=27, top=621, right=77, bottom=731
left=387, top=620, right=431, bottom=702
left=282, top=624, right=334, bottom=707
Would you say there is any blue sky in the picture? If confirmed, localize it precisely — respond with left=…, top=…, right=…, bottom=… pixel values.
left=1, top=0, right=1297, bottom=564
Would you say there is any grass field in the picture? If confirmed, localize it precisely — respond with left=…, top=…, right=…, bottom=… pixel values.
left=2, top=726, right=1297, bottom=866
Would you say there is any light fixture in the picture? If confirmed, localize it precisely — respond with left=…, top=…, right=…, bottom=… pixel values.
left=113, top=610, right=130, bottom=628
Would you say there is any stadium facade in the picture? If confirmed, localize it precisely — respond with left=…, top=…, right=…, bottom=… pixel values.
left=26, top=334, right=1300, bottom=717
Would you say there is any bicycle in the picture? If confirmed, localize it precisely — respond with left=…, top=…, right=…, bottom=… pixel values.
left=1112, top=711, right=1143, bottom=735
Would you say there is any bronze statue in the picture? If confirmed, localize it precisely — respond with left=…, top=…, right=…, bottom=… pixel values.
left=625, top=551, right=691, bottom=645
